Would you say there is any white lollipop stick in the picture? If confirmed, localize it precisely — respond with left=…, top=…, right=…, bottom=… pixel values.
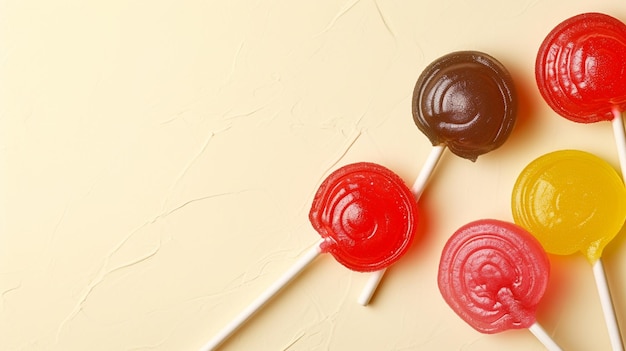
left=357, top=145, right=446, bottom=306
left=528, top=322, right=563, bottom=351
left=201, top=240, right=324, bottom=351
left=608, top=107, right=626, bottom=351
left=410, top=145, right=447, bottom=197
left=611, top=108, right=626, bottom=180
left=592, top=258, right=624, bottom=351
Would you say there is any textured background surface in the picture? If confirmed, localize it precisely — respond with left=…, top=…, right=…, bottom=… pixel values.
left=1, top=1, right=625, bottom=350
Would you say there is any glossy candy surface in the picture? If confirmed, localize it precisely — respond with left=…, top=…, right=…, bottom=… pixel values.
left=536, top=12, right=626, bottom=123
left=309, top=162, right=418, bottom=272
left=413, top=51, right=517, bottom=161
left=512, top=150, right=626, bottom=262
left=438, top=219, right=550, bottom=334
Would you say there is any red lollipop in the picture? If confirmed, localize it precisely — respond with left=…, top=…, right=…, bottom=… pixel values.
left=202, top=162, right=417, bottom=350
left=536, top=12, right=626, bottom=177
left=309, top=162, right=418, bottom=271
left=438, top=219, right=561, bottom=350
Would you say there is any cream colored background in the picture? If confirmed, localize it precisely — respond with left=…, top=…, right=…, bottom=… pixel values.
left=1, top=1, right=626, bottom=350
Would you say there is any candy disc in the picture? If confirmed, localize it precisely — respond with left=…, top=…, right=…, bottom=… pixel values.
left=512, top=150, right=626, bottom=262
left=309, top=162, right=418, bottom=272
left=438, top=219, right=549, bottom=334
left=413, top=51, right=517, bottom=161
left=536, top=12, right=626, bottom=123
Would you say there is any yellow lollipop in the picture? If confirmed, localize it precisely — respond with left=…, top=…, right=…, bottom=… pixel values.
left=512, top=149, right=626, bottom=350
left=512, top=149, right=626, bottom=262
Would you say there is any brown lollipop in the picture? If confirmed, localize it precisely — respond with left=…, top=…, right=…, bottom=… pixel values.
left=358, top=51, right=518, bottom=306
left=414, top=50, right=517, bottom=161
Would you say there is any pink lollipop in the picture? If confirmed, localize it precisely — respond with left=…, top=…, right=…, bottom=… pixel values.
left=438, top=219, right=561, bottom=350
left=202, top=162, right=418, bottom=350
left=536, top=12, right=626, bottom=178
left=359, top=51, right=518, bottom=305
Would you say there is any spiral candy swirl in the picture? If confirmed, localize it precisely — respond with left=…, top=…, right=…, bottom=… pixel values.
left=438, top=219, right=549, bottom=334
left=512, top=150, right=626, bottom=262
left=413, top=51, right=517, bottom=161
left=309, top=162, right=418, bottom=272
left=536, top=12, right=626, bottom=122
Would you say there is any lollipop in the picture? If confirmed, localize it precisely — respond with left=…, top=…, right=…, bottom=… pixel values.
left=358, top=51, right=518, bottom=305
left=512, top=150, right=626, bottom=351
left=536, top=12, right=626, bottom=179
left=438, top=219, right=561, bottom=350
left=414, top=51, right=517, bottom=161
left=202, top=162, right=418, bottom=350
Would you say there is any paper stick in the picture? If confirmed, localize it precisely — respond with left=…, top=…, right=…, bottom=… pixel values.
left=357, top=145, right=446, bottom=306
left=411, top=145, right=446, bottom=197
left=611, top=108, right=626, bottom=180
left=528, top=322, right=563, bottom=351
left=592, top=258, right=624, bottom=351
left=201, top=240, right=324, bottom=351
left=609, top=107, right=626, bottom=351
